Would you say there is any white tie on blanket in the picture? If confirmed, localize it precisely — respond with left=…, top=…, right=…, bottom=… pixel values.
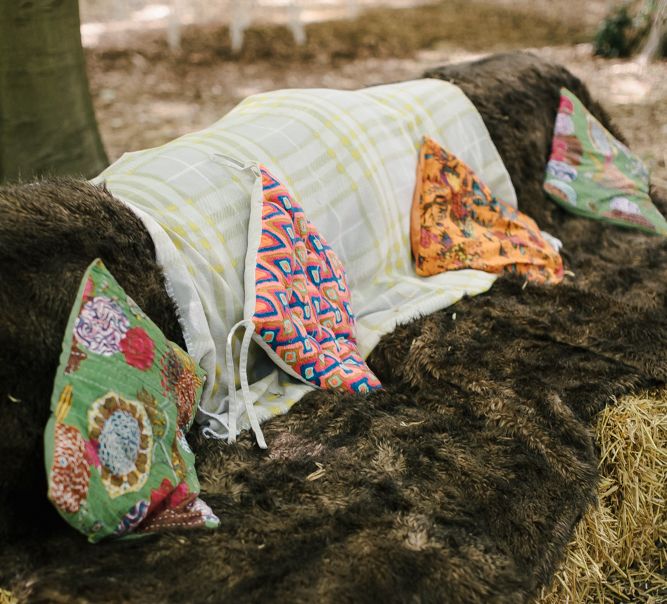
left=93, top=79, right=517, bottom=443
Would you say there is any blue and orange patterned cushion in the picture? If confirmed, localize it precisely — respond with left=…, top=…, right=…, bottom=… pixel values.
left=251, top=167, right=381, bottom=394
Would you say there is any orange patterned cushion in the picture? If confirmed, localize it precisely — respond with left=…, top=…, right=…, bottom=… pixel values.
left=410, top=137, right=563, bottom=285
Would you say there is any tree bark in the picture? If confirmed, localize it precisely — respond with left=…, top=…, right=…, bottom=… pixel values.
left=0, top=0, right=108, bottom=183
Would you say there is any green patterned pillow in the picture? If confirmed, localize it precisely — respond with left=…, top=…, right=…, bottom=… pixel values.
left=44, top=259, right=219, bottom=542
left=544, top=88, right=667, bottom=236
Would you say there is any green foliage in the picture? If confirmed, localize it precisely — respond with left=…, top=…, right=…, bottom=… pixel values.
left=594, top=4, right=635, bottom=57
left=594, top=0, right=665, bottom=58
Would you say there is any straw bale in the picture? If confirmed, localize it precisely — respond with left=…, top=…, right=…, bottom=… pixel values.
left=538, top=390, right=667, bottom=603
left=0, top=590, right=17, bottom=604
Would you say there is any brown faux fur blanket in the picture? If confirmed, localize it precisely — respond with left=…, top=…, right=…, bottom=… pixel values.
left=1, top=52, right=666, bottom=602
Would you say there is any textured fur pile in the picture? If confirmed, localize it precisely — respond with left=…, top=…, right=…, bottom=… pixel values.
left=1, top=52, right=666, bottom=602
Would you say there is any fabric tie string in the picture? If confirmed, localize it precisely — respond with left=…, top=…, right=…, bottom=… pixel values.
left=225, top=319, right=267, bottom=449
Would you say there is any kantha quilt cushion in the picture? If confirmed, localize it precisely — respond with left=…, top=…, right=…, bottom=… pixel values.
left=44, top=259, right=219, bottom=542
left=544, top=87, right=667, bottom=236
left=250, top=166, right=382, bottom=393
left=410, top=136, right=563, bottom=284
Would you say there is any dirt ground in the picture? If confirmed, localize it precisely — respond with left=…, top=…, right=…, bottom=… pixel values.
left=85, top=0, right=667, bottom=187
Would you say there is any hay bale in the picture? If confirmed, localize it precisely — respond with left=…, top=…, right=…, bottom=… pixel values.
left=0, top=589, right=17, bottom=604
left=538, top=390, right=667, bottom=603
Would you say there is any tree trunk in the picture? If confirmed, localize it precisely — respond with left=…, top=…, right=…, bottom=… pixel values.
left=0, top=0, right=108, bottom=183
left=640, top=0, right=667, bottom=61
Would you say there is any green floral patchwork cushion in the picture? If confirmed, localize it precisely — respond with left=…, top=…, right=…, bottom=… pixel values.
left=44, top=259, right=219, bottom=542
left=544, top=87, right=667, bottom=236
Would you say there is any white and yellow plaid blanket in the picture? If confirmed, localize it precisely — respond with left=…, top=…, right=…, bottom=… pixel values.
left=94, top=79, right=516, bottom=442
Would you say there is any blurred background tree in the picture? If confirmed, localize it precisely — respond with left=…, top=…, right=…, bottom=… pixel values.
left=595, top=0, right=666, bottom=58
left=0, top=0, right=108, bottom=183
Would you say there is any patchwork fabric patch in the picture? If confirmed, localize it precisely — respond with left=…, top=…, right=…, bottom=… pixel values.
left=410, top=136, right=563, bottom=284
left=45, top=259, right=219, bottom=543
left=544, top=87, right=667, bottom=236
left=251, top=167, right=382, bottom=393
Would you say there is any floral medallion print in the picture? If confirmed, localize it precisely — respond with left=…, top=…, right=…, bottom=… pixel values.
left=544, top=88, right=667, bottom=236
left=544, top=180, right=577, bottom=206
left=588, top=118, right=613, bottom=157
left=546, top=159, right=577, bottom=183
left=46, top=259, right=214, bottom=542
left=177, top=429, right=193, bottom=455
left=159, top=346, right=202, bottom=429
left=554, top=112, right=574, bottom=136
left=55, top=384, right=74, bottom=423
left=74, top=296, right=130, bottom=356
left=49, top=423, right=90, bottom=514
left=136, top=387, right=167, bottom=438
left=160, top=348, right=184, bottom=392
left=113, top=500, right=150, bottom=537
left=82, top=275, right=95, bottom=301
left=120, top=327, right=155, bottom=370
left=126, top=295, right=147, bottom=320
left=65, top=340, right=87, bottom=374
left=173, top=348, right=202, bottom=429
left=88, top=393, right=153, bottom=498
left=171, top=438, right=188, bottom=481
left=604, top=196, right=655, bottom=229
